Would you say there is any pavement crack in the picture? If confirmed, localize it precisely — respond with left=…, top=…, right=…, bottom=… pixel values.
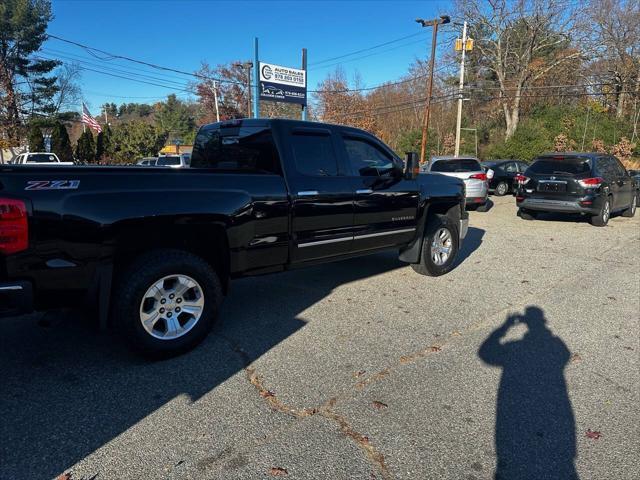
left=319, top=399, right=391, bottom=480
left=216, top=334, right=393, bottom=478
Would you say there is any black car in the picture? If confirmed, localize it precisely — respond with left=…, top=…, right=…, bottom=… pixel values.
left=482, top=160, right=529, bottom=196
left=515, top=153, right=638, bottom=226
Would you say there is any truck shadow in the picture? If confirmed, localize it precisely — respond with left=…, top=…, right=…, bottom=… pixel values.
left=0, top=232, right=484, bottom=479
left=478, top=306, right=578, bottom=479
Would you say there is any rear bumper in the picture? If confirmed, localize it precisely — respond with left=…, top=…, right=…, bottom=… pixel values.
left=517, top=196, right=601, bottom=215
left=0, top=281, right=34, bottom=317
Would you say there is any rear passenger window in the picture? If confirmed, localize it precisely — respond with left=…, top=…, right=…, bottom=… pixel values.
left=431, top=159, right=481, bottom=172
left=291, top=133, right=338, bottom=176
left=504, top=162, right=518, bottom=173
left=191, top=125, right=281, bottom=174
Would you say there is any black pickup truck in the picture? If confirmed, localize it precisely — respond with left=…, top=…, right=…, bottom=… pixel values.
left=1, top=119, right=468, bottom=356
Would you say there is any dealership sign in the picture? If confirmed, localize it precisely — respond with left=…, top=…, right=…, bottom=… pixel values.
left=259, top=61, right=306, bottom=105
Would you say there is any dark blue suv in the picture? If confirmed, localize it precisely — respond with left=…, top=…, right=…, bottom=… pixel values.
left=514, top=153, right=638, bottom=226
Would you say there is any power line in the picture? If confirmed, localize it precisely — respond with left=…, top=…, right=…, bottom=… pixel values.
left=309, top=31, right=427, bottom=66
left=45, top=33, right=457, bottom=95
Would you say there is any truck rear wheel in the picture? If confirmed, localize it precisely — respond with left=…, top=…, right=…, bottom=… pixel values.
left=112, top=249, right=223, bottom=358
left=411, top=214, right=459, bottom=277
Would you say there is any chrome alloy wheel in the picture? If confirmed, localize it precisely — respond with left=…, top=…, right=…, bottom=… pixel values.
left=430, top=227, right=453, bottom=266
left=139, top=274, right=204, bottom=340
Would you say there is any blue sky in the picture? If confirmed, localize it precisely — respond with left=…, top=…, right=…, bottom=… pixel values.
left=46, top=0, right=455, bottom=114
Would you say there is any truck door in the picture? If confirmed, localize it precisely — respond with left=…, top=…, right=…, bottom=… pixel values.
left=284, top=126, right=354, bottom=263
left=339, top=133, right=419, bottom=252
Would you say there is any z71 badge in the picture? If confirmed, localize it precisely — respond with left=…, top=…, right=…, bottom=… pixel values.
left=25, top=180, right=80, bottom=191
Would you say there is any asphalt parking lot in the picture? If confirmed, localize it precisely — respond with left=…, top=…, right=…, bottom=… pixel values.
left=1, top=195, right=638, bottom=480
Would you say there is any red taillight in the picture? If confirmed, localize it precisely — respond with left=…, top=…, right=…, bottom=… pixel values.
left=515, top=174, right=530, bottom=185
left=578, top=177, right=604, bottom=188
left=470, top=173, right=487, bottom=181
left=516, top=196, right=525, bottom=202
left=0, top=198, right=29, bottom=255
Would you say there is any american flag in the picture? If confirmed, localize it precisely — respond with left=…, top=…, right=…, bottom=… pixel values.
left=82, top=103, right=102, bottom=133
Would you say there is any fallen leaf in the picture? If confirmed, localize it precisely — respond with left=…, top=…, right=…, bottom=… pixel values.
left=353, top=370, right=366, bottom=378
left=451, top=330, right=461, bottom=336
left=399, top=355, right=412, bottom=364
left=269, top=466, right=288, bottom=476
left=607, top=296, right=616, bottom=301
left=430, top=345, right=442, bottom=352
left=372, top=401, right=388, bottom=410
left=570, top=353, right=582, bottom=363
left=585, top=429, right=602, bottom=440
left=361, top=435, right=370, bottom=444
left=56, top=474, right=72, bottom=480
left=260, top=390, right=275, bottom=398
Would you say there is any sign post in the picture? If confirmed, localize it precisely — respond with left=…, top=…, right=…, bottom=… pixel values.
left=301, top=48, right=308, bottom=121
left=253, top=38, right=260, bottom=119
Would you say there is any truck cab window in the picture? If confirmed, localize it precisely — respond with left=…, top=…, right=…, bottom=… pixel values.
left=344, top=137, right=395, bottom=176
left=191, top=126, right=281, bottom=174
left=291, top=133, right=338, bottom=176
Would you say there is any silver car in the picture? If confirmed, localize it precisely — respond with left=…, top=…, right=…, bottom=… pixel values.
left=422, top=156, right=489, bottom=211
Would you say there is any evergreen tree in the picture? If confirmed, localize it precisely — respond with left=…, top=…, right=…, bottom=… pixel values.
left=0, top=0, right=59, bottom=142
left=154, top=94, right=195, bottom=140
left=28, top=125, right=45, bottom=151
left=74, top=130, right=95, bottom=162
left=95, top=124, right=113, bottom=161
left=50, top=122, right=73, bottom=162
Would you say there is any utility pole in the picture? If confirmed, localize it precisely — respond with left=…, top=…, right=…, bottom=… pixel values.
left=233, top=61, right=253, bottom=118
left=416, top=15, right=450, bottom=165
left=212, top=80, right=220, bottom=122
left=454, top=21, right=468, bottom=157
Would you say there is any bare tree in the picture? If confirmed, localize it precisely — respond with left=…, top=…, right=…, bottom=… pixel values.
left=584, top=0, right=640, bottom=119
left=52, top=62, right=82, bottom=114
left=457, top=0, right=584, bottom=139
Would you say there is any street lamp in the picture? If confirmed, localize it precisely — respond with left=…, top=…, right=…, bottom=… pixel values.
left=233, top=61, right=254, bottom=118
left=416, top=15, right=450, bottom=164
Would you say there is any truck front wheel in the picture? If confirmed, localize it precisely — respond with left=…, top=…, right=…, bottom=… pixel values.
left=112, top=249, right=223, bottom=358
left=411, top=214, right=460, bottom=277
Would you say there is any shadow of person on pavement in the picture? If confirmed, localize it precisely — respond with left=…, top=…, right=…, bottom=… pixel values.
left=478, top=306, right=578, bottom=480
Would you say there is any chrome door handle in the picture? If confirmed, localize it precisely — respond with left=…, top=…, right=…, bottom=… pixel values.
left=356, top=189, right=373, bottom=194
left=297, top=190, right=319, bottom=196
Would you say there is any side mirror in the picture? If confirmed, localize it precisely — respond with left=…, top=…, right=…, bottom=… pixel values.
left=404, top=152, right=419, bottom=180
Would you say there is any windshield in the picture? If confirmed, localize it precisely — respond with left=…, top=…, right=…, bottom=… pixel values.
left=157, top=156, right=181, bottom=166
left=528, top=157, right=591, bottom=176
left=27, top=154, right=57, bottom=163
left=431, top=159, right=481, bottom=173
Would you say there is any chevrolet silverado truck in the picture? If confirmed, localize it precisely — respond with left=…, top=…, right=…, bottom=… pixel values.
left=0, top=119, right=468, bottom=357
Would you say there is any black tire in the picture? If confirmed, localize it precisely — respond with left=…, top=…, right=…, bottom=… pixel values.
left=411, top=214, right=460, bottom=277
left=590, top=197, right=611, bottom=227
left=621, top=193, right=637, bottom=218
left=112, top=249, right=223, bottom=358
left=518, top=208, right=537, bottom=220
left=495, top=182, right=508, bottom=196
